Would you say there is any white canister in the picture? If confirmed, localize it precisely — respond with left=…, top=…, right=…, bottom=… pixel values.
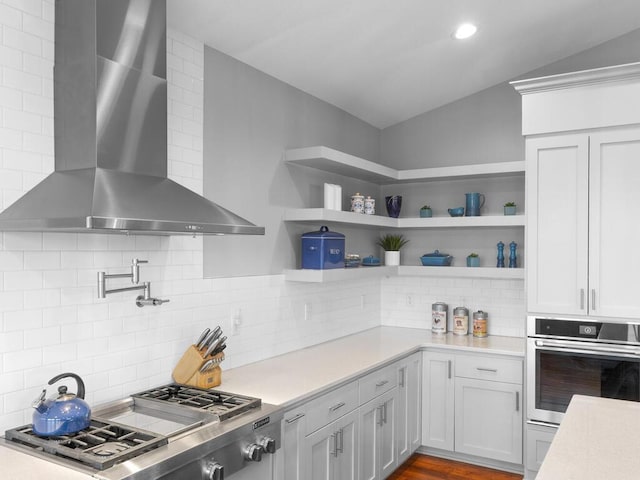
left=453, top=307, right=469, bottom=335
left=432, top=302, right=448, bottom=334
left=351, top=193, right=364, bottom=214
left=364, top=196, right=375, bottom=215
left=324, top=183, right=335, bottom=210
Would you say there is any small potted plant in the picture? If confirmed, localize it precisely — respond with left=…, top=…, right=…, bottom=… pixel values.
left=466, top=252, right=480, bottom=267
left=504, top=202, right=517, bottom=215
left=376, top=234, right=409, bottom=266
left=419, top=205, right=432, bottom=218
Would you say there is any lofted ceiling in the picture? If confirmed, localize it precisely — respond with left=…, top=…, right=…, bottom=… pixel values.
left=168, top=0, right=640, bottom=129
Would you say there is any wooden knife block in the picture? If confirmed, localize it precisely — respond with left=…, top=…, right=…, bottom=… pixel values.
left=172, top=345, right=223, bottom=388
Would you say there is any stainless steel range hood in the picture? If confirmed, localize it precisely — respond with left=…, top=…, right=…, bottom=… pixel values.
left=0, top=0, right=264, bottom=236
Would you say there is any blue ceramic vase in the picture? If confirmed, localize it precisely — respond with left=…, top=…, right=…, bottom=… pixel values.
left=385, top=196, right=402, bottom=218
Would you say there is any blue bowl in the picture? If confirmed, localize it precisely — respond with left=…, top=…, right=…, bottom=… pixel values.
left=448, top=207, right=465, bottom=217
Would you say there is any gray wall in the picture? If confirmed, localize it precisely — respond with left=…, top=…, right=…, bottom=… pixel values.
left=203, top=47, right=380, bottom=278
left=380, top=28, right=640, bottom=170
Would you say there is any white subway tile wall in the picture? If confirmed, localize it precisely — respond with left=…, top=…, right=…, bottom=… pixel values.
left=381, top=276, right=526, bottom=337
left=0, top=1, right=380, bottom=431
left=0, top=1, right=524, bottom=433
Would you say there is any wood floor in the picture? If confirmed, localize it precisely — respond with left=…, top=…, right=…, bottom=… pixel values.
left=387, top=454, right=523, bottom=480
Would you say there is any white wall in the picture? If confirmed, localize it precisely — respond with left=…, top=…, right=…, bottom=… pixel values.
left=0, top=0, right=380, bottom=432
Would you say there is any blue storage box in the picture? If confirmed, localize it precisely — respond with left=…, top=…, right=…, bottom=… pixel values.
left=301, top=226, right=345, bottom=269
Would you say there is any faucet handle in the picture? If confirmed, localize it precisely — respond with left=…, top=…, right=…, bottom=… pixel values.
left=136, top=296, right=170, bottom=307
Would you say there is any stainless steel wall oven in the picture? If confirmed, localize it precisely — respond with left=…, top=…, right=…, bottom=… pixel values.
left=527, top=316, right=640, bottom=424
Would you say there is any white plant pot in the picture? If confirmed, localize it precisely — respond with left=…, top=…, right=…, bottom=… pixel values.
left=384, top=250, right=400, bottom=266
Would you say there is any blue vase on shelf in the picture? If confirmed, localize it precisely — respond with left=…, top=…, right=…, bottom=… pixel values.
left=385, top=195, right=402, bottom=218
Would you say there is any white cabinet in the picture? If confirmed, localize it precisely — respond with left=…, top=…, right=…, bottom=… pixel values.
left=286, top=352, right=422, bottom=480
left=422, top=350, right=523, bottom=465
left=454, top=378, right=522, bottom=464
left=396, top=352, right=421, bottom=465
left=282, top=407, right=308, bottom=480
left=525, top=422, right=557, bottom=479
left=359, top=388, right=397, bottom=480
left=304, top=409, right=358, bottom=480
left=421, top=351, right=455, bottom=451
left=526, top=127, right=640, bottom=317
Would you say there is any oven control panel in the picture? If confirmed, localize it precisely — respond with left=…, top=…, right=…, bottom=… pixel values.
left=536, top=317, right=603, bottom=338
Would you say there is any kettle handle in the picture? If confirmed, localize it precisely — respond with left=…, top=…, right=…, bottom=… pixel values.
left=48, top=372, right=85, bottom=399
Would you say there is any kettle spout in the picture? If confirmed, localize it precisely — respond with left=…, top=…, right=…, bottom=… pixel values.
left=32, top=389, right=48, bottom=413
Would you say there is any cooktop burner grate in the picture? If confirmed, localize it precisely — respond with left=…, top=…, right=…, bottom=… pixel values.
left=4, top=418, right=167, bottom=470
left=132, top=384, right=261, bottom=421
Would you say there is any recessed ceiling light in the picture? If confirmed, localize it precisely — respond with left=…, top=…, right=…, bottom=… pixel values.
left=454, top=23, right=477, bottom=40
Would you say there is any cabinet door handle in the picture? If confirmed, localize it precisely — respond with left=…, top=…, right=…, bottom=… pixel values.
left=476, top=367, right=498, bottom=373
left=377, top=406, right=384, bottom=426
left=331, top=433, right=338, bottom=457
left=329, top=402, right=345, bottom=412
left=399, top=368, right=405, bottom=388
left=448, top=360, right=452, bottom=379
left=383, top=403, right=388, bottom=424
left=516, top=391, right=520, bottom=412
left=580, top=289, right=585, bottom=310
left=591, top=289, right=596, bottom=311
left=336, top=428, right=344, bottom=454
left=376, top=380, right=389, bottom=387
left=285, top=413, right=305, bottom=424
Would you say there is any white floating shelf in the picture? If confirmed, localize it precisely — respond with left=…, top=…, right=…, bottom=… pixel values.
left=398, top=266, right=525, bottom=279
left=284, top=266, right=397, bottom=283
left=283, top=265, right=524, bottom=282
left=284, top=208, right=525, bottom=228
left=285, top=146, right=525, bottom=184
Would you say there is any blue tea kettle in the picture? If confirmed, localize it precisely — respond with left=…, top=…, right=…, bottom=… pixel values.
left=32, top=372, right=91, bottom=436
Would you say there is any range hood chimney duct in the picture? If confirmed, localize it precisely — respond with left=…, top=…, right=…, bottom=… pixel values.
left=0, top=0, right=264, bottom=236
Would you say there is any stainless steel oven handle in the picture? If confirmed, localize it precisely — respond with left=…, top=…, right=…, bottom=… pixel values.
left=535, top=339, right=640, bottom=357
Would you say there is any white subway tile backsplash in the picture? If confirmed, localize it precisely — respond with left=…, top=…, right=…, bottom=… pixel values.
left=27, top=288, right=60, bottom=309
left=3, top=347, right=42, bottom=372
left=3, top=269, right=42, bottom=290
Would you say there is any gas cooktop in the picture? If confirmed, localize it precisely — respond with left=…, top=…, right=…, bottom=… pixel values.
left=3, top=384, right=270, bottom=476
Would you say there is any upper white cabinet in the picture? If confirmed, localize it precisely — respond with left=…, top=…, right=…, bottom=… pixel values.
left=515, top=62, right=640, bottom=318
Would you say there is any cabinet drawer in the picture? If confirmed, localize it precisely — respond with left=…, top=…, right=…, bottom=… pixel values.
left=359, top=363, right=396, bottom=405
left=304, top=381, right=358, bottom=435
left=455, top=354, right=522, bottom=384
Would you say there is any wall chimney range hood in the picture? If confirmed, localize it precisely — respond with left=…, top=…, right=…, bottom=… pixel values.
left=0, top=0, right=264, bottom=236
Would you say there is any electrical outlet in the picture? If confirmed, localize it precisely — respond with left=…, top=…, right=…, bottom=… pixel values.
left=231, top=308, right=242, bottom=335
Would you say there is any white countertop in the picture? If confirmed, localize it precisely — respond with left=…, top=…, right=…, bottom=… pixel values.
left=537, top=395, right=640, bottom=480
left=220, top=326, right=524, bottom=407
left=0, top=326, right=523, bottom=478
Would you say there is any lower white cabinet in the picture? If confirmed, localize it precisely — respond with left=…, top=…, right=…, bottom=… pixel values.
left=282, top=407, right=307, bottom=480
left=421, top=351, right=454, bottom=450
left=359, top=388, right=397, bottom=480
left=396, top=352, right=422, bottom=465
left=282, top=352, right=422, bottom=480
left=455, top=377, right=522, bottom=463
left=422, top=350, right=523, bottom=465
left=304, top=409, right=359, bottom=480
left=525, top=422, right=557, bottom=479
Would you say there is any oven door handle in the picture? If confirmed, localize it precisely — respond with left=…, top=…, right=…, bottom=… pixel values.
left=535, top=339, right=640, bottom=358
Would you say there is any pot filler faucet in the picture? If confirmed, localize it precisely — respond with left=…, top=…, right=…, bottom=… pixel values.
left=97, top=258, right=169, bottom=307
